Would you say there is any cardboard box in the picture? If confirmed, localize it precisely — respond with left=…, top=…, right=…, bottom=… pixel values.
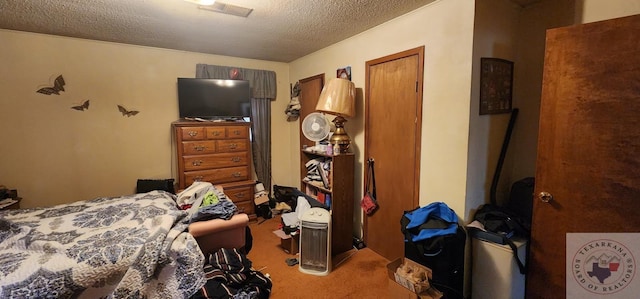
left=254, top=192, right=269, bottom=205
left=388, top=282, right=443, bottom=299
left=273, top=229, right=299, bottom=254
left=387, top=258, right=443, bottom=299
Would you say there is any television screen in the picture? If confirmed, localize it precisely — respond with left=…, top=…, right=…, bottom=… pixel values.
left=177, top=78, right=251, bottom=119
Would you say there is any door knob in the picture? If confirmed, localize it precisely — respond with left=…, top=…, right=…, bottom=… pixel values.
left=538, top=191, right=553, bottom=203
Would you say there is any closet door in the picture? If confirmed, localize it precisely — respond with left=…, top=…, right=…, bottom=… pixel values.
left=298, top=74, right=324, bottom=183
left=364, top=47, right=424, bottom=261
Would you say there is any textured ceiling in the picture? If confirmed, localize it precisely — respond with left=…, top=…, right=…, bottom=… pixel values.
left=0, top=0, right=439, bottom=62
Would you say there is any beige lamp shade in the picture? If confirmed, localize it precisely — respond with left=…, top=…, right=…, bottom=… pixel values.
left=315, top=78, right=356, bottom=117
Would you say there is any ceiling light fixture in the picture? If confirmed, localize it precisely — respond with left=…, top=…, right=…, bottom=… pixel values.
left=198, top=2, right=253, bottom=18
left=183, top=0, right=215, bottom=5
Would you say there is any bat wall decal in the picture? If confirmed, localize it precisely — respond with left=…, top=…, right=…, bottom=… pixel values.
left=37, top=75, right=66, bottom=95
left=117, top=105, right=139, bottom=117
left=71, top=100, right=90, bottom=111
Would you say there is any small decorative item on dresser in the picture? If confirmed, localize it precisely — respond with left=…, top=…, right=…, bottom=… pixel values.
left=0, top=198, right=20, bottom=210
left=1, top=185, right=20, bottom=210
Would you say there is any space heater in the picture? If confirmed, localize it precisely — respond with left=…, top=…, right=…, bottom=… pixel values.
left=299, top=207, right=332, bottom=276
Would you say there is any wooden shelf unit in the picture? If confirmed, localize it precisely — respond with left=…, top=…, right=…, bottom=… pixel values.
left=300, top=149, right=355, bottom=255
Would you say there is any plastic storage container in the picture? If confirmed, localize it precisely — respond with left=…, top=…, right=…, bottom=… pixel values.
left=471, top=237, right=527, bottom=299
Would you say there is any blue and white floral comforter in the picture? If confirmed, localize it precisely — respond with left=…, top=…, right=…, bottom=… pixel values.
left=0, top=191, right=205, bottom=298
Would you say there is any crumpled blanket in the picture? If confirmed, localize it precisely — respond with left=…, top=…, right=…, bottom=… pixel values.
left=190, top=199, right=238, bottom=223
left=0, top=191, right=206, bottom=299
left=177, top=182, right=238, bottom=223
left=191, top=248, right=272, bottom=299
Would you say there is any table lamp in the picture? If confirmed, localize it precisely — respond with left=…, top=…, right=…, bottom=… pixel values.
left=315, top=78, right=356, bottom=154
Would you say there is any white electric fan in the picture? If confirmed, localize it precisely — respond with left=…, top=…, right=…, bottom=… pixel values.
left=301, top=112, right=331, bottom=150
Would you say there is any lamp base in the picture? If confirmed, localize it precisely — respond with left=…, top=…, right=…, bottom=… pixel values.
left=330, top=116, right=351, bottom=154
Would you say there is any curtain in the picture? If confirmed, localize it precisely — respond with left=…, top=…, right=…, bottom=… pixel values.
left=195, top=64, right=275, bottom=197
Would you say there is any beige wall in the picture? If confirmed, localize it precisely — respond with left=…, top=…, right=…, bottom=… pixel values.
left=467, top=0, right=577, bottom=221
left=578, top=0, right=640, bottom=23
left=0, top=30, right=292, bottom=208
left=466, top=0, right=521, bottom=220
left=289, top=0, right=476, bottom=231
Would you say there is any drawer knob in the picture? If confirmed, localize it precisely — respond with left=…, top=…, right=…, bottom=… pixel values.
left=232, top=172, right=242, bottom=178
left=213, top=131, right=221, bottom=136
left=232, top=130, right=241, bottom=135
left=192, top=160, right=203, bottom=166
left=229, top=143, right=238, bottom=149
left=194, top=145, right=206, bottom=151
left=194, top=176, right=204, bottom=181
left=231, top=157, right=241, bottom=162
left=188, top=131, right=198, bottom=137
left=235, top=192, right=245, bottom=198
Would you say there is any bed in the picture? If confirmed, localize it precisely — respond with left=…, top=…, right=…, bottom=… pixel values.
left=0, top=189, right=247, bottom=298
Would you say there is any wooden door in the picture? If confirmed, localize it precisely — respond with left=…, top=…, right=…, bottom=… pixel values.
left=527, top=15, right=640, bottom=298
left=364, top=47, right=424, bottom=261
left=298, top=74, right=324, bottom=183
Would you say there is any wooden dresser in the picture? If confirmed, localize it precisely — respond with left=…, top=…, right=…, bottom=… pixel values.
left=173, top=120, right=256, bottom=220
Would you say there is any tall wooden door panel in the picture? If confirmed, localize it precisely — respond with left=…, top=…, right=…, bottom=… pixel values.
left=527, top=15, right=640, bottom=298
left=298, top=74, right=324, bottom=150
left=364, top=47, right=424, bottom=261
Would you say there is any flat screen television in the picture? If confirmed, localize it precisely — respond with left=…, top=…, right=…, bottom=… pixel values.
left=177, top=78, right=251, bottom=120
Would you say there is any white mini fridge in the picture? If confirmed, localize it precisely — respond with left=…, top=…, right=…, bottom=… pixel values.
left=471, top=237, right=527, bottom=299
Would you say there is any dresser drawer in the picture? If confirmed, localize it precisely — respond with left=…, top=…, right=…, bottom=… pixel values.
left=223, top=185, right=253, bottom=203
left=222, top=184, right=254, bottom=216
left=179, top=127, right=205, bottom=140
left=217, top=139, right=249, bottom=152
left=183, top=152, right=249, bottom=171
left=184, top=166, right=250, bottom=185
left=205, top=127, right=226, bottom=139
left=234, top=200, right=255, bottom=216
left=181, top=140, right=216, bottom=155
left=226, top=126, right=249, bottom=139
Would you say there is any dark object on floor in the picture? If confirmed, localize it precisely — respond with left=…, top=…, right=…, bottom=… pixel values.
left=273, top=185, right=300, bottom=210
left=273, top=185, right=325, bottom=210
left=243, top=226, right=253, bottom=254
left=192, top=248, right=272, bottom=299
left=401, top=203, right=465, bottom=299
left=353, top=236, right=366, bottom=250
left=285, top=257, right=299, bottom=266
left=136, top=179, right=175, bottom=194
left=255, top=202, right=272, bottom=219
left=505, top=177, right=535, bottom=230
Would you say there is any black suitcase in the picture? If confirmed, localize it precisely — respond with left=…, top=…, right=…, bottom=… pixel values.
left=401, top=206, right=465, bottom=299
left=404, top=227, right=465, bottom=299
left=504, top=177, right=535, bottom=231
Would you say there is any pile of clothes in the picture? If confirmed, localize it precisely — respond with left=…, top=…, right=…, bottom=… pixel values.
left=176, top=182, right=238, bottom=222
left=191, top=248, right=272, bottom=299
left=272, top=185, right=327, bottom=235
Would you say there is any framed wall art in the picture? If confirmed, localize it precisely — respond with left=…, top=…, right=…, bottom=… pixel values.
left=337, top=66, right=351, bottom=80
left=480, top=58, right=513, bottom=115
